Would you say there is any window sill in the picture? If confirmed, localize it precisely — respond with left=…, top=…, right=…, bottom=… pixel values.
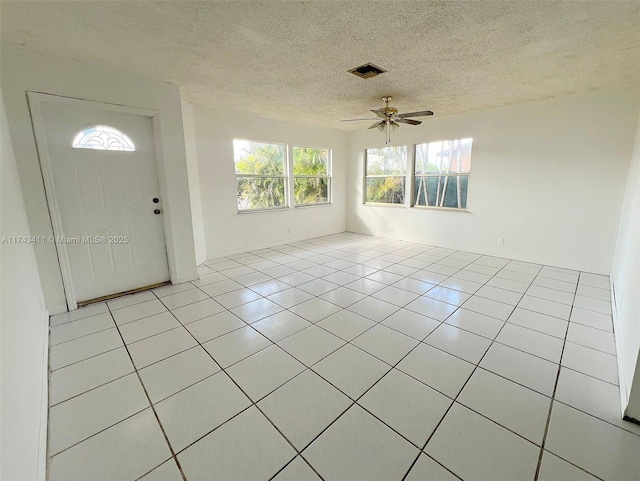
left=363, top=202, right=406, bottom=208
left=237, top=206, right=289, bottom=214
left=294, top=203, right=333, bottom=209
left=237, top=203, right=333, bottom=214
left=412, top=205, right=470, bottom=213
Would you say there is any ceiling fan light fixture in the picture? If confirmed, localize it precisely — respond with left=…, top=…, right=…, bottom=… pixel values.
left=341, top=96, right=433, bottom=144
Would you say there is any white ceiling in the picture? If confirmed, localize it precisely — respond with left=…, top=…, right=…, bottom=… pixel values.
left=2, top=1, right=639, bottom=129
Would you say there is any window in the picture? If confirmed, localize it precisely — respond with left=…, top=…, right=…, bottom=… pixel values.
left=234, top=140, right=287, bottom=211
left=414, top=138, right=473, bottom=209
left=72, top=125, right=135, bottom=151
left=365, top=146, right=407, bottom=204
left=293, top=147, right=331, bottom=206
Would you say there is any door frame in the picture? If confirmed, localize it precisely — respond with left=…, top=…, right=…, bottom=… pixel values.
left=28, top=91, right=173, bottom=310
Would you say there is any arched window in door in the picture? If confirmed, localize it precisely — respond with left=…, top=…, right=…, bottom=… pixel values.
left=72, top=125, right=135, bottom=151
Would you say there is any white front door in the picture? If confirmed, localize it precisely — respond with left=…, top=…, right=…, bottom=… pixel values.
left=33, top=95, right=170, bottom=303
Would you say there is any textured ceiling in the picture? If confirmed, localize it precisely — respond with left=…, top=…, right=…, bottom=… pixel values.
left=2, top=1, right=639, bottom=129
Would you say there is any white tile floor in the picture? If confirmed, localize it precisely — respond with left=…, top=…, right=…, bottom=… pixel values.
left=47, top=233, right=640, bottom=481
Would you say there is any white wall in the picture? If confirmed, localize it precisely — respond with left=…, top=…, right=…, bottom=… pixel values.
left=189, top=104, right=347, bottom=257
left=611, top=94, right=640, bottom=420
left=1, top=43, right=198, bottom=312
left=182, top=100, right=207, bottom=265
left=1, top=94, right=48, bottom=481
left=347, top=89, right=639, bottom=274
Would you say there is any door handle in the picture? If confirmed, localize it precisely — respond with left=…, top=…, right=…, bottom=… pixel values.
left=154, top=209, right=161, bottom=215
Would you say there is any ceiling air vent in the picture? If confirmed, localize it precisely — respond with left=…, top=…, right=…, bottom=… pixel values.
left=348, top=63, right=387, bottom=79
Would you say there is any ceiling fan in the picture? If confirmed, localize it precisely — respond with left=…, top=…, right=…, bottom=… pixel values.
left=341, top=96, right=434, bottom=144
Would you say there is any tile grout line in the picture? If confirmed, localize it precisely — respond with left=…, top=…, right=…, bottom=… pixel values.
left=152, top=245, right=481, bottom=477
left=45, top=242, right=480, bottom=477
left=532, top=270, right=577, bottom=481
left=551, top=399, right=640, bottom=438
left=129, top=241, right=536, bottom=478
left=48, top=368, right=133, bottom=408
left=49, top=345, right=123, bottom=372
left=46, top=319, right=53, bottom=481
left=189, top=250, right=446, bottom=366
left=49, top=234, right=620, bottom=480
left=49, top=309, right=113, bottom=329
left=49, top=324, right=119, bottom=348
left=275, top=250, right=539, bottom=478
left=47, top=404, right=154, bottom=460
left=262, top=297, right=466, bottom=479
left=43, top=238, right=450, bottom=465
left=151, top=290, right=328, bottom=481
left=104, top=303, right=189, bottom=481
left=532, top=271, right=614, bottom=481
left=399, top=259, right=543, bottom=480
left=61, top=314, right=630, bottom=442
left=48, top=305, right=112, bottom=328
left=401, top=331, right=504, bottom=479
left=206, top=242, right=551, bottom=321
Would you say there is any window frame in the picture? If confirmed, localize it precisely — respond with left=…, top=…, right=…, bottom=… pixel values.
left=412, top=138, right=473, bottom=211
left=292, top=145, right=332, bottom=207
left=363, top=146, right=409, bottom=206
left=233, top=139, right=289, bottom=213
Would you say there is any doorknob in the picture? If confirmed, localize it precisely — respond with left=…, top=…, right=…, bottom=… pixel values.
left=154, top=209, right=161, bottom=215
left=152, top=198, right=159, bottom=203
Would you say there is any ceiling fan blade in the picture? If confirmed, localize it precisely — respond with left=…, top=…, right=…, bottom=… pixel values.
left=369, top=120, right=385, bottom=130
left=397, top=110, right=434, bottom=118
left=395, top=118, right=422, bottom=126
left=340, top=117, right=380, bottom=122
left=371, top=109, right=387, bottom=118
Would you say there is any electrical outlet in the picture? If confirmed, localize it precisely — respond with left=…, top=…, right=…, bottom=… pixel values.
left=287, top=227, right=291, bottom=234
left=497, top=237, right=505, bottom=245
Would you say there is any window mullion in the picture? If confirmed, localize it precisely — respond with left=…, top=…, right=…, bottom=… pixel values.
left=287, top=144, right=294, bottom=209
left=406, top=144, right=415, bottom=208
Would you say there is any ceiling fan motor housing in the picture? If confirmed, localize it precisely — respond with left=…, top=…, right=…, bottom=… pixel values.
left=341, top=96, right=433, bottom=142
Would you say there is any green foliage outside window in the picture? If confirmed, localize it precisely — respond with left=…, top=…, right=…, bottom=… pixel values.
left=234, top=141, right=286, bottom=176
left=236, top=177, right=286, bottom=209
left=234, top=140, right=287, bottom=210
left=293, top=147, right=330, bottom=205
left=233, top=141, right=331, bottom=210
left=365, top=146, right=407, bottom=204
left=366, top=177, right=405, bottom=204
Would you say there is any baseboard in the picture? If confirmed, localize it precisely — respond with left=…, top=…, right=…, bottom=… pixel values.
left=205, top=229, right=347, bottom=260
left=176, top=273, right=199, bottom=283
left=37, top=309, right=49, bottom=481
left=347, top=229, right=613, bottom=276
left=47, top=304, right=68, bottom=315
left=195, top=250, right=207, bottom=267
left=611, top=278, right=628, bottom=418
left=623, top=414, right=640, bottom=425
